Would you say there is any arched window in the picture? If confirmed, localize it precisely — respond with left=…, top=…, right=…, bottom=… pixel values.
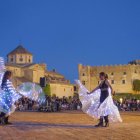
left=111, top=80, right=114, bottom=84
left=122, top=80, right=126, bottom=84
left=19, top=55, right=23, bottom=62
left=111, top=72, right=114, bottom=75
left=10, top=58, right=13, bottom=62
left=19, top=57, right=23, bottom=62
left=82, top=73, right=85, bottom=76
left=123, top=72, right=127, bottom=75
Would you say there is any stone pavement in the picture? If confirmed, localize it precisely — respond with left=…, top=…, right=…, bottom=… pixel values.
left=0, top=111, right=140, bottom=140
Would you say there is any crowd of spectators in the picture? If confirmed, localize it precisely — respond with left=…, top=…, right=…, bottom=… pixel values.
left=114, top=98, right=140, bottom=111
left=15, top=96, right=82, bottom=112
left=15, top=96, right=140, bottom=112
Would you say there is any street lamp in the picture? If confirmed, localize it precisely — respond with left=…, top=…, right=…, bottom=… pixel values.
left=120, top=98, right=123, bottom=103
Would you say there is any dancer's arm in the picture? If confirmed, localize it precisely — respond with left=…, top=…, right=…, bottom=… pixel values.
left=105, top=80, right=113, bottom=94
left=87, top=81, right=103, bottom=94
left=87, top=86, right=99, bottom=94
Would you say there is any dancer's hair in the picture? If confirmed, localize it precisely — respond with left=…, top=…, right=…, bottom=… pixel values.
left=99, top=72, right=106, bottom=77
left=1, top=71, right=12, bottom=89
left=99, top=72, right=108, bottom=80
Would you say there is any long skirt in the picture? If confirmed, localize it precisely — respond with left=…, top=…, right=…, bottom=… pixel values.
left=76, top=80, right=122, bottom=123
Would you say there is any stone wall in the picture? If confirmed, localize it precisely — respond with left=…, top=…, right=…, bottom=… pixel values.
left=78, top=64, right=140, bottom=93
left=50, top=83, right=74, bottom=98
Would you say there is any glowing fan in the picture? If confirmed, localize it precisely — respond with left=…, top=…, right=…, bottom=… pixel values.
left=17, top=82, right=46, bottom=104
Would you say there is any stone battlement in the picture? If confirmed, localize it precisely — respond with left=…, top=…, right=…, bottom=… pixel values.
left=79, top=63, right=138, bottom=69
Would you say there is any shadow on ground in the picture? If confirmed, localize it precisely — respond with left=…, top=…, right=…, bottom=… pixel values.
left=7, top=121, right=97, bottom=131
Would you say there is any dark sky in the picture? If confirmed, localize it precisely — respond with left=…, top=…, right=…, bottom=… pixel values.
left=0, top=0, right=140, bottom=82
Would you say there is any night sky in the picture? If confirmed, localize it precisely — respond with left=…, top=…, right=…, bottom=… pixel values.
left=0, top=0, right=140, bottom=82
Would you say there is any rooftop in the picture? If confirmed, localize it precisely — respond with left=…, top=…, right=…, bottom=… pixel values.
left=45, top=69, right=64, bottom=77
left=7, top=45, right=32, bottom=56
left=6, top=63, right=36, bottom=68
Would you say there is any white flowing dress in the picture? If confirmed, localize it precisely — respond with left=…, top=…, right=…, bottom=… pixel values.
left=76, top=80, right=122, bottom=123
left=0, top=57, right=46, bottom=116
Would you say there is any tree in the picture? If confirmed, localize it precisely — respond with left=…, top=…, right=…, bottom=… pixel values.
left=133, top=79, right=140, bottom=93
left=43, top=84, right=51, bottom=96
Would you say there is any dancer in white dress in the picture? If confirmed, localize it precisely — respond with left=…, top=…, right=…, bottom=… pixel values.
left=0, top=71, right=21, bottom=124
left=76, top=72, right=122, bottom=127
left=0, top=57, right=46, bottom=125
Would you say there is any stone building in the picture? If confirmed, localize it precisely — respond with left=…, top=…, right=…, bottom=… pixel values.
left=44, top=70, right=74, bottom=98
left=7, top=45, right=33, bottom=64
left=78, top=62, right=140, bottom=94
left=6, top=45, right=74, bottom=97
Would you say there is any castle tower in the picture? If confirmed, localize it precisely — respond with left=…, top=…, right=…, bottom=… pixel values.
left=7, top=45, right=33, bottom=64
left=78, top=64, right=91, bottom=90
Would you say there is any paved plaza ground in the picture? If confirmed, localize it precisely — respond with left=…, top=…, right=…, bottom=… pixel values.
left=0, top=111, right=140, bottom=140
